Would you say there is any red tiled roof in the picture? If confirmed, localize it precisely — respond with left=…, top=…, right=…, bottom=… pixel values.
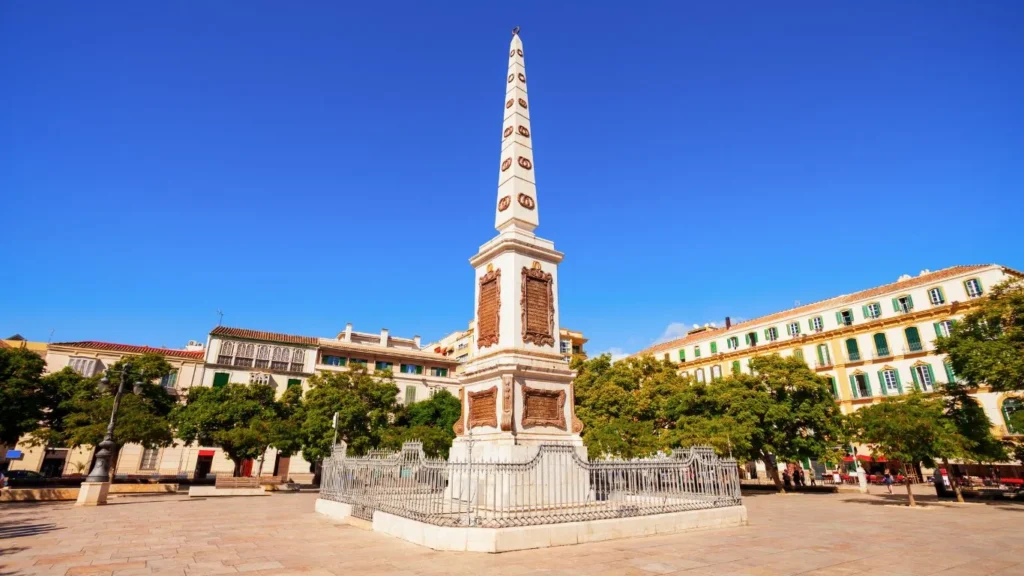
left=50, top=341, right=205, bottom=360
left=637, top=264, right=1005, bottom=357
left=210, top=326, right=319, bottom=346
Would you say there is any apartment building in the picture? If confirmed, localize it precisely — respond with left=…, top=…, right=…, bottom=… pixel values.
left=634, top=264, right=1022, bottom=443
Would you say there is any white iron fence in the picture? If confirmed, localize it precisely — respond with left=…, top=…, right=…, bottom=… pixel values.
left=320, top=441, right=742, bottom=528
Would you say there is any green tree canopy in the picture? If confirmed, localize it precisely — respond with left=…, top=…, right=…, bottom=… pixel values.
left=299, top=365, right=400, bottom=465
left=0, top=347, right=46, bottom=446
left=936, top=277, right=1024, bottom=393
left=173, top=382, right=279, bottom=476
left=848, top=392, right=968, bottom=506
left=382, top=389, right=469, bottom=458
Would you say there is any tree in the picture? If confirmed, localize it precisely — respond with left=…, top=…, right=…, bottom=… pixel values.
left=173, top=383, right=280, bottom=476
left=936, top=277, right=1024, bottom=393
left=670, top=356, right=845, bottom=492
left=380, top=389, right=462, bottom=458
left=0, top=347, right=46, bottom=446
left=299, top=366, right=400, bottom=469
left=939, top=381, right=1007, bottom=502
left=30, top=354, right=177, bottom=479
left=848, top=393, right=968, bottom=507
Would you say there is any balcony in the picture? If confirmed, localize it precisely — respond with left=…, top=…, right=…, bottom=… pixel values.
left=873, top=348, right=892, bottom=359
left=845, top=352, right=862, bottom=363
left=815, top=360, right=834, bottom=370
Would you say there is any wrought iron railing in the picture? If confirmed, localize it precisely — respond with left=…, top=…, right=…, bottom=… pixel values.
left=320, top=441, right=742, bottom=528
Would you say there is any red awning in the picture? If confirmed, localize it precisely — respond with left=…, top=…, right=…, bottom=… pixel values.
left=198, top=450, right=215, bottom=457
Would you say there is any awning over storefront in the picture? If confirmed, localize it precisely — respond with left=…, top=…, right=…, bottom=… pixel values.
left=198, top=450, right=216, bottom=457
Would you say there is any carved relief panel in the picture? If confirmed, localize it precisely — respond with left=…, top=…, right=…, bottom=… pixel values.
left=477, top=268, right=501, bottom=349
left=500, top=374, right=514, bottom=432
left=468, top=386, right=498, bottom=429
left=521, top=264, right=555, bottom=346
left=521, top=384, right=566, bottom=430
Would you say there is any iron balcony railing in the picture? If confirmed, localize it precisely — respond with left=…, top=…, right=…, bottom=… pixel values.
left=845, top=351, right=861, bottom=362
left=905, top=342, right=925, bottom=353
left=320, top=442, right=742, bottom=528
left=873, top=348, right=892, bottom=359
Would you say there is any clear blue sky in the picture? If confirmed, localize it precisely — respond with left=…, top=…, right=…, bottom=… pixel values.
left=2, top=2, right=1022, bottom=357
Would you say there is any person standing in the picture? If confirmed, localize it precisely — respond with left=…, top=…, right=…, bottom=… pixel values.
left=883, top=469, right=894, bottom=494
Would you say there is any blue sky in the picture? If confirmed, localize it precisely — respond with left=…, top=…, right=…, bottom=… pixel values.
left=2, top=2, right=1022, bottom=357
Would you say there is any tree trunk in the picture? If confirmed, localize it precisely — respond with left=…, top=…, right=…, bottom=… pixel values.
left=312, top=460, right=322, bottom=487
left=902, top=463, right=916, bottom=507
left=942, top=457, right=965, bottom=503
left=256, top=452, right=266, bottom=479
left=107, top=445, right=122, bottom=483
left=231, top=458, right=242, bottom=477
left=762, top=455, right=784, bottom=493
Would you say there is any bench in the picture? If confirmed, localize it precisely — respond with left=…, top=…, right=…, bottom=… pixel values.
left=214, top=476, right=261, bottom=489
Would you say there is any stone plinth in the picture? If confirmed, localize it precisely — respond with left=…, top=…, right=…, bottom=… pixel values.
left=75, top=481, right=109, bottom=506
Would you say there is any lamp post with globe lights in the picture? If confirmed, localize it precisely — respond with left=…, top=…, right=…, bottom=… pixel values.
left=76, top=363, right=143, bottom=505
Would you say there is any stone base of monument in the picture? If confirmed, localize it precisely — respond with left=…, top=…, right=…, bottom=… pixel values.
left=315, top=498, right=747, bottom=553
left=75, top=481, right=110, bottom=506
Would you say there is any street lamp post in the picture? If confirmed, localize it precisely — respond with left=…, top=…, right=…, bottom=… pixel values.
left=76, top=363, right=142, bottom=506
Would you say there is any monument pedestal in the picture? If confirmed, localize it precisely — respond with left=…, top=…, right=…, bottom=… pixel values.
left=75, top=481, right=110, bottom=506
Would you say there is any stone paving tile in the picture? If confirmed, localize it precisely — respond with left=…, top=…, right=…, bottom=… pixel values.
left=3, top=492, right=1024, bottom=575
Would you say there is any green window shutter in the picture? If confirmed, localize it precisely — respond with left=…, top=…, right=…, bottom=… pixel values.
left=405, top=385, right=416, bottom=404
left=786, top=323, right=791, bottom=335
left=817, top=345, right=825, bottom=365
left=976, top=278, right=984, bottom=293
left=944, top=362, right=955, bottom=383
left=906, top=327, right=921, bottom=347
left=849, top=375, right=858, bottom=399
left=937, top=287, right=945, bottom=303
left=933, top=322, right=943, bottom=338
left=864, top=373, right=873, bottom=397
left=892, top=298, right=900, bottom=312
left=861, top=305, right=869, bottom=318
left=764, top=328, right=769, bottom=339
left=753, top=332, right=758, bottom=344
left=808, top=318, right=814, bottom=330
left=906, top=295, right=914, bottom=310
left=744, top=334, right=750, bottom=345
left=873, top=333, right=888, bottom=355
left=894, top=370, right=903, bottom=394
left=925, top=364, right=935, bottom=386
left=836, top=311, right=843, bottom=325
left=679, top=349, right=685, bottom=361
left=416, top=365, right=423, bottom=375
left=846, top=338, right=859, bottom=356
left=878, top=371, right=887, bottom=395
left=711, top=342, right=717, bottom=354
left=287, top=378, right=301, bottom=389
left=910, top=367, right=920, bottom=391
left=829, top=377, right=837, bottom=398
left=213, top=372, right=229, bottom=388
left=793, top=349, right=803, bottom=361
left=731, top=360, right=740, bottom=375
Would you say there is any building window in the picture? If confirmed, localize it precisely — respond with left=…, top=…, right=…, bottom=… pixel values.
left=375, top=361, right=394, bottom=372
left=160, top=370, right=178, bottom=390
left=893, top=295, right=914, bottom=314
left=837, top=310, right=854, bottom=326
left=912, top=364, right=934, bottom=392
left=934, top=320, right=955, bottom=338
left=213, top=372, right=229, bottom=388
left=405, top=385, right=416, bottom=405
left=944, top=361, right=957, bottom=384
left=905, top=327, right=923, bottom=352
left=765, top=327, right=779, bottom=342
left=457, top=354, right=469, bottom=361
left=233, top=343, right=255, bottom=368
left=271, top=347, right=290, bottom=371
left=677, top=349, right=685, bottom=362
left=793, top=349, right=804, bottom=362
left=710, top=365, right=722, bottom=380
left=710, top=342, right=718, bottom=354
left=928, top=287, right=946, bottom=305
left=827, top=376, right=838, bottom=398
left=287, top=378, right=301, bottom=389
left=880, top=369, right=900, bottom=394
left=350, top=358, right=368, bottom=366
left=323, top=355, right=346, bottom=366
left=873, top=333, right=890, bottom=357
left=139, top=448, right=159, bottom=471
left=787, top=322, right=800, bottom=337
left=731, top=360, right=741, bottom=375
left=217, top=341, right=235, bottom=365
left=964, top=278, right=983, bottom=298
left=863, top=302, right=881, bottom=319
left=1003, top=398, right=1021, bottom=434
left=681, top=370, right=690, bottom=379
left=845, top=338, right=860, bottom=362
left=401, top=363, right=423, bottom=375
left=694, top=368, right=705, bottom=383
left=255, top=345, right=271, bottom=368
left=560, top=341, right=570, bottom=354
left=693, top=346, right=701, bottom=359
left=249, top=372, right=270, bottom=385
left=290, top=349, right=305, bottom=372
left=745, top=332, right=758, bottom=346
left=816, top=344, right=832, bottom=367
left=851, top=373, right=871, bottom=398
left=68, top=357, right=97, bottom=377
left=663, top=353, right=670, bottom=362
left=727, top=337, right=739, bottom=350
left=809, top=316, right=824, bottom=332
left=430, top=367, right=449, bottom=377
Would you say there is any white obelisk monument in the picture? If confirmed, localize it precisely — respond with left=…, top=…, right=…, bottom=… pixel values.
left=449, top=27, right=585, bottom=465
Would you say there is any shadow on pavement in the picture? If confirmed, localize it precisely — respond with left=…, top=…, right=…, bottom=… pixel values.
left=0, top=517, right=62, bottom=539
left=837, top=493, right=1024, bottom=511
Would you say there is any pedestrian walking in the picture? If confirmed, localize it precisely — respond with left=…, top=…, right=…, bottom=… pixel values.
left=883, top=469, right=894, bottom=494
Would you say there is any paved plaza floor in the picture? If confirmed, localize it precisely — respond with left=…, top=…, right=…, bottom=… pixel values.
left=1, top=490, right=1021, bottom=575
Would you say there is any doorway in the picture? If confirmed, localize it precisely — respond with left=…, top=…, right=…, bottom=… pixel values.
left=194, top=455, right=213, bottom=479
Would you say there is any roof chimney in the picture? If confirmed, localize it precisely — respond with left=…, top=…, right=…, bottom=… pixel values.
left=344, top=323, right=353, bottom=342
left=414, top=335, right=421, bottom=348
left=725, top=317, right=732, bottom=329
left=380, top=328, right=389, bottom=347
